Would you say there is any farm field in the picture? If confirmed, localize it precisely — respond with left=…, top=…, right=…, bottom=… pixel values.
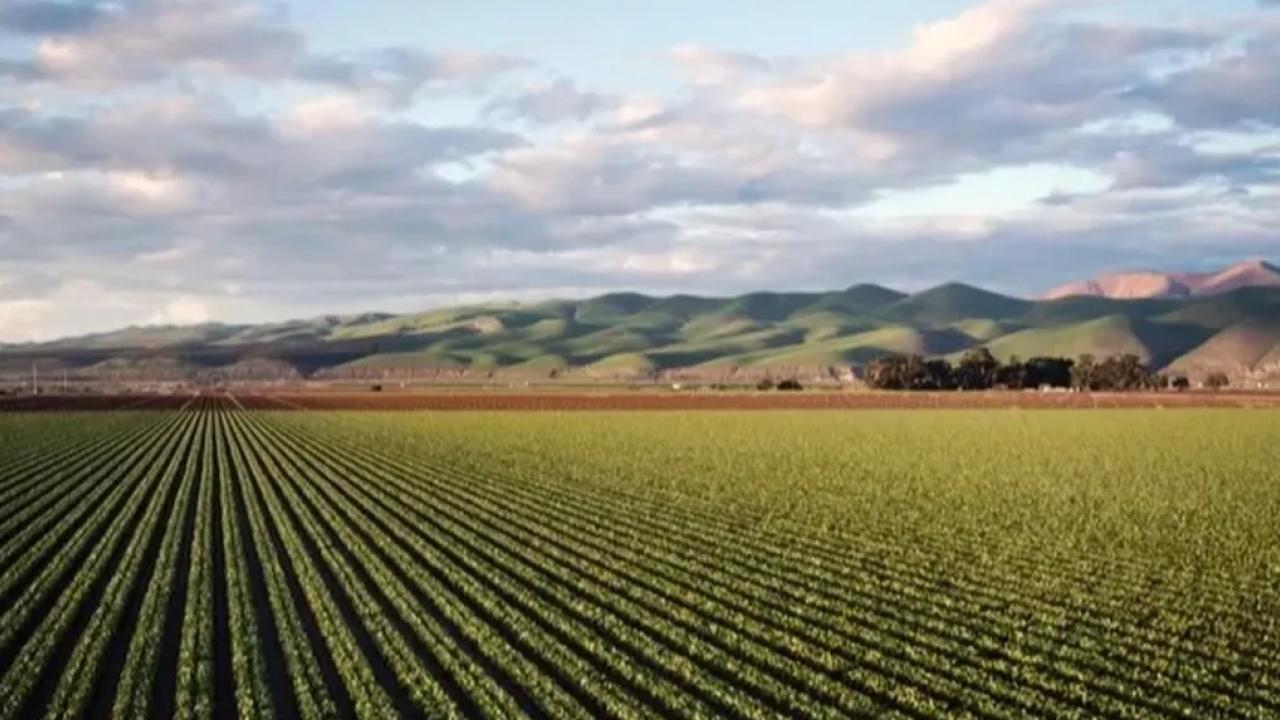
left=1, top=402, right=1278, bottom=718
left=237, top=389, right=1280, bottom=411
left=6, top=388, right=1280, bottom=413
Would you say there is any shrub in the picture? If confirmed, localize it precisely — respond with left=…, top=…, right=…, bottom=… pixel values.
left=1205, top=372, right=1230, bottom=390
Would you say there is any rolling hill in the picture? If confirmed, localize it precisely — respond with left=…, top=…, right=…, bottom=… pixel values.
left=4, top=280, right=1280, bottom=384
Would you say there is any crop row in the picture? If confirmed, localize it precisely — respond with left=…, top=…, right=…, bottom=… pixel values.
left=1, top=404, right=1276, bottom=720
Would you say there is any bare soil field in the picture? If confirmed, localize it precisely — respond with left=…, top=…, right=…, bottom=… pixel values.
left=5, top=389, right=1279, bottom=412
left=0, top=393, right=194, bottom=412
left=231, top=389, right=1280, bottom=411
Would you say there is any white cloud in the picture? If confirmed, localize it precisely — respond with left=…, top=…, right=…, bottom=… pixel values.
left=903, top=0, right=1056, bottom=73
left=135, top=241, right=199, bottom=264
left=282, top=95, right=369, bottom=133
left=619, top=249, right=717, bottom=275
left=104, top=171, right=198, bottom=209
left=0, top=298, right=55, bottom=344
left=30, top=0, right=303, bottom=85
left=146, top=297, right=212, bottom=325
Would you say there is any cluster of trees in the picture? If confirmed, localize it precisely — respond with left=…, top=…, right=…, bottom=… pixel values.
left=865, top=349, right=1075, bottom=391
left=756, top=378, right=804, bottom=391
left=1069, top=353, right=1153, bottom=391
left=865, top=349, right=1225, bottom=392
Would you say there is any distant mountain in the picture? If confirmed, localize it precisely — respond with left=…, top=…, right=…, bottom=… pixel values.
left=1044, top=260, right=1280, bottom=300
left=4, top=280, right=1280, bottom=385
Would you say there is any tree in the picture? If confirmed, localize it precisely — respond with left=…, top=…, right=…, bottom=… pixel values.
left=866, top=353, right=1079, bottom=392
left=1071, top=354, right=1098, bottom=391
left=756, top=378, right=776, bottom=391
left=1171, top=376, right=1191, bottom=391
left=955, top=347, right=999, bottom=390
left=996, top=354, right=1029, bottom=389
left=1024, top=357, right=1074, bottom=388
left=1096, top=353, right=1151, bottom=391
left=865, top=355, right=952, bottom=390
left=922, top=359, right=955, bottom=390
left=901, top=355, right=931, bottom=389
left=866, top=357, right=908, bottom=389
left=1205, top=372, right=1230, bottom=390
left=777, top=378, right=803, bottom=391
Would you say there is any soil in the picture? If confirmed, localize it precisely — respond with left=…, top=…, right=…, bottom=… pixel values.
left=230, top=390, right=1280, bottom=411
left=5, top=390, right=1279, bottom=413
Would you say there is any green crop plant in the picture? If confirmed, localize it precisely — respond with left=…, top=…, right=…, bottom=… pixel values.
left=0, top=405, right=1276, bottom=719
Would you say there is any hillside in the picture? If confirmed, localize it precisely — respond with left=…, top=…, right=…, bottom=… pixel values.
left=4, top=283, right=1280, bottom=384
left=1166, top=321, right=1280, bottom=379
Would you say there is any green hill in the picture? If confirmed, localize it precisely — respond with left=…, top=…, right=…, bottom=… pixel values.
left=1166, top=320, right=1280, bottom=378
left=875, top=283, right=1031, bottom=325
left=983, top=315, right=1210, bottom=368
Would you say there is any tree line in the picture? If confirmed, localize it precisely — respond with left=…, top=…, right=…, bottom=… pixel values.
left=865, top=348, right=1228, bottom=391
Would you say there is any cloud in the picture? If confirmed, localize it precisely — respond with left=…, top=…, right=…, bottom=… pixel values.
left=0, top=96, right=523, bottom=183
left=298, top=48, right=528, bottom=106
left=484, top=79, right=616, bottom=123
left=146, top=296, right=211, bottom=325
left=4, top=0, right=524, bottom=101
left=28, top=0, right=304, bottom=84
left=487, top=0, right=1264, bottom=222
left=0, top=1, right=106, bottom=35
left=739, top=1, right=1221, bottom=162
left=1, top=0, right=1278, bottom=341
left=1107, top=143, right=1280, bottom=190
left=1128, top=29, right=1280, bottom=129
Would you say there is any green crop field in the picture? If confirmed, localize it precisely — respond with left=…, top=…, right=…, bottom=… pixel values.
left=1, top=405, right=1278, bottom=719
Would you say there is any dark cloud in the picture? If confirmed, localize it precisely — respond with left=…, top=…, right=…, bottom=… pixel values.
left=0, top=102, right=523, bottom=183
left=1127, top=32, right=1280, bottom=128
left=1, top=0, right=523, bottom=97
left=299, top=48, right=527, bottom=105
left=0, top=58, right=39, bottom=81
left=1108, top=145, right=1280, bottom=190
left=0, top=1, right=104, bottom=35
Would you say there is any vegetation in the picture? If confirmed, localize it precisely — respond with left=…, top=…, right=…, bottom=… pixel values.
left=4, top=284, right=1279, bottom=382
left=865, top=349, right=1169, bottom=392
left=0, top=404, right=1277, bottom=718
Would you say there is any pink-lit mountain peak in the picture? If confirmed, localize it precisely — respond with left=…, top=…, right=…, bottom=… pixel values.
left=1044, top=260, right=1280, bottom=300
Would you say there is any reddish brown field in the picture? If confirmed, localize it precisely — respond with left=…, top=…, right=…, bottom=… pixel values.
left=231, top=389, right=1280, bottom=411
left=5, top=389, right=1279, bottom=412
left=0, top=393, right=194, bottom=412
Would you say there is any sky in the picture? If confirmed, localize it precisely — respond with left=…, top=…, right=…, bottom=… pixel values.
left=1, top=0, right=1278, bottom=341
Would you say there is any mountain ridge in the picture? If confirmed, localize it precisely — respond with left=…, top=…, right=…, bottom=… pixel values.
left=4, top=277, right=1279, bottom=385
left=1044, top=259, right=1280, bottom=300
